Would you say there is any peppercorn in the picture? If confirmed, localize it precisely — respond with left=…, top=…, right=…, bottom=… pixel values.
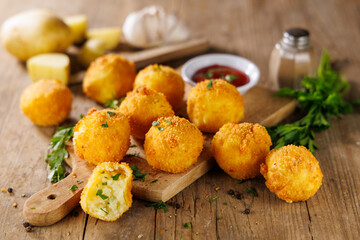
left=243, top=208, right=250, bottom=214
left=235, top=193, right=242, bottom=199
left=227, top=189, right=234, bottom=195
left=175, top=203, right=181, bottom=209
left=23, top=222, right=30, bottom=228
left=25, top=226, right=33, bottom=232
left=7, top=188, right=13, bottom=193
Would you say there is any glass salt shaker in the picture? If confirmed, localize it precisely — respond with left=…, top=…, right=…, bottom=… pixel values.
left=269, top=28, right=315, bottom=89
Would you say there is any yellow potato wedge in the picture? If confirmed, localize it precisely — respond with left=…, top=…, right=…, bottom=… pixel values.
left=64, top=14, right=87, bottom=43
left=86, top=27, right=121, bottom=50
left=78, top=38, right=106, bottom=67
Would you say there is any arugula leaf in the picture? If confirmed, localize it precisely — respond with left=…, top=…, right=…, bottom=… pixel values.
left=130, top=165, right=149, bottom=181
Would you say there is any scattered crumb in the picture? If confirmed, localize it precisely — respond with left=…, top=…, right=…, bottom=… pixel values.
left=196, top=232, right=199, bottom=235
left=159, top=230, right=164, bottom=235
left=12, top=203, right=17, bottom=208
left=1, top=188, right=6, bottom=192
left=21, top=194, right=26, bottom=198
left=169, top=215, right=172, bottom=218
left=67, top=232, right=70, bottom=236
left=72, top=172, right=77, bottom=178
left=174, top=213, right=177, bottom=216
left=53, top=183, right=57, bottom=187
left=137, top=234, right=143, bottom=239
left=215, top=187, right=220, bottom=191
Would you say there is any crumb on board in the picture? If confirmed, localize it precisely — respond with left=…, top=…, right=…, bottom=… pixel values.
left=12, top=203, right=17, bottom=208
left=72, top=172, right=77, bottom=178
left=137, top=234, right=143, bottom=239
left=215, top=187, right=220, bottom=191
left=21, top=194, right=26, bottom=197
left=67, top=232, right=70, bottom=236
left=159, top=230, right=164, bottom=235
left=53, top=183, right=57, bottom=187
left=1, top=188, right=6, bottom=192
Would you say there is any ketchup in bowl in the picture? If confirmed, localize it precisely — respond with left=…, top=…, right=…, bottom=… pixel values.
left=192, top=64, right=249, bottom=87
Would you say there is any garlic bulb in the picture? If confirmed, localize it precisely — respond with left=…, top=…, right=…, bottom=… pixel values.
left=122, top=6, right=190, bottom=48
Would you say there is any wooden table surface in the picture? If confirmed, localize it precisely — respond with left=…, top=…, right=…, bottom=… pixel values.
left=0, top=0, right=359, bottom=239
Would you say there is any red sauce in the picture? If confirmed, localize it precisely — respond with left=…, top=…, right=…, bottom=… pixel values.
left=192, top=64, right=249, bottom=87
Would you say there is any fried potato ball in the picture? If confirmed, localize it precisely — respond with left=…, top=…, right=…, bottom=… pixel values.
left=83, top=54, right=136, bottom=104
left=187, top=79, right=245, bottom=133
left=20, top=79, right=72, bottom=126
left=133, top=64, right=185, bottom=110
left=80, top=162, right=133, bottom=221
left=118, top=86, right=174, bottom=139
left=73, top=108, right=130, bottom=165
left=212, top=122, right=272, bottom=180
left=144, top=116, right=203, bottom=173
left=260, top=145, right=323, bottom=203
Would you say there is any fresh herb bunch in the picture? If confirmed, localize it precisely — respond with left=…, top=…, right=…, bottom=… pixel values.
left=267, top=50, right=358, bottom=152
left=45, top=125, right=74, bottom=183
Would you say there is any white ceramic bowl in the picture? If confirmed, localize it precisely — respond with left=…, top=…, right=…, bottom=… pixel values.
left=181, top=53, right=260, bottom=95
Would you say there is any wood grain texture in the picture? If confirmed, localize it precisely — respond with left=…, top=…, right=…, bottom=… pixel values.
left=0, top=0, right=359, bottom=239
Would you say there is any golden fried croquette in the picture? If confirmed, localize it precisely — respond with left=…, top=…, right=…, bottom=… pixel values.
left=187, top=79, right=245, bottom=133
left=20, top=79, right=72, bottom=126
left=73, top=108, right=130, bottom=165
left=260, top=145, right=323, bottom=203
left=118, top=86, right=174, bottom=139
left=144, top=116, right=203, bottom=173
left=212, top=122, right=272, bottom=180
left=133, top=64, right=185, bottom=110
left=80, top=162, right=133, bottom=221
left=83, top=54, right=136, bottom=104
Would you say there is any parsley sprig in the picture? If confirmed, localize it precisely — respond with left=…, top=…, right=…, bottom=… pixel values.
left=46, top=125, right=74, bottom=183
left=267, top=50, right=359, bottom=152
left=130, top=165, right=149, bottom=181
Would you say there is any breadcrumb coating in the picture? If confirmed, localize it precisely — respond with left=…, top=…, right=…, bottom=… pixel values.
left=187, top=79, right=245, bottom=133
left=212, top=122, right=272, bottom=179
left=133, top=64, right=185, bottom=110
left=118, top=86, right=174, bottom=139
left=144, top=116, right=203, bottom=173
left=260, top=145, right=323, bottom=203
left=20, top=79, right=72, bottom=126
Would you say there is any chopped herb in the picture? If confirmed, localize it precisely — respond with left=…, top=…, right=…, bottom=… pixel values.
left=104, top=97, right=125, bottom=110
left=210, top=196, right=218, bottom=203
left=225, top=74, right=238, bottom=82
left=76, top=180, right=83, bottom=184
left=246, top=187, right=258, bottom=197
left=164, top=120, right=172, bottom=125
left=127, top=152, right=139, bottom=157
left=101, top=171, right=105, bottom=174
left=80, top=113, right=84, bottom=119
left=183, top=222, right=192, bottom=229
left=70, top=185, right=78, bottom=191
left=107, top=111, right=116, bottom=117
left=102, top=182, right=107, bottom=185
left=111, top=173, right=121, bottom=181
left=100, top=208, right=108, bottom=214
left=203, top=72, right=214, bottom=78
left=146, top=201, right=168, bottom=212
left=96, top=189, right=109, bottom=200
left=130, top=144, right=136, bottom=148
left=223, top=202, right=227, bottom=206
left=153, top=65, right=162, bottom=71
left=151, top=179, right=158, bottom=183
left=30, top=207, right=36, bottom=209
left=206, top=79, right=214, bottom=90
left=46, top=125, right=74, bottom=183
left=157, top=127, right=164, bottom=131
left=180, top=238, right=184, bottom=240
left=237, top=180, right=244, bottom=184
left=217, top=217, right=222, bottom=220
left=130, top=165, right=149, bottom=181
left=152, top=121, right=159, bottom=126
left=101, top=122, right=109, bottom=128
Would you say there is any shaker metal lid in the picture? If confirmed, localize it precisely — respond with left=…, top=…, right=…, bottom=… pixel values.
left=282, top=28, right=310, bottom=49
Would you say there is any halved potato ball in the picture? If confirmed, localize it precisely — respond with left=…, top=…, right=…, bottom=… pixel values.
left=187, top=79, right=245, bottom=133
left=144, top=116, right=203, bottom=173
left=133, top=64, right=185, bottom=110
left=20, top=79, right=72, bottom=126
left=83, top=54, right=136, bottom=104
left=260, top=145, right=323, bottom=203
left=73, top=108, right=130, bottom=165
left=212, top=123, right=272, bottom=180
left=80, top=162, right=133, bottom=221
left=118, top=86, right=174, bottom=139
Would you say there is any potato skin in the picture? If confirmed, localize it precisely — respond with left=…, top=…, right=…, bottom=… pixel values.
left=134, top=64, right=185, bottom=110
left=187, top=79, right=245, bottom=133
left=212, top=122, right=272, bottom=180
left=260, top=145, right=323, bottom=203
left=144, top=116, right=203, bottom=173
left=73, top=108, right=130, bottom=165
left=118, top=86, right=174, bottom=139
left=80, top=162, right=133, bottom=221
left=1, top=9, right=72, bottom=61
left=83, top=54, right=136, bottom=104
left=20, top=79, right=72, bottom=126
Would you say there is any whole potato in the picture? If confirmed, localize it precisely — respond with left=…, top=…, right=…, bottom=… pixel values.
left=1, top=9, right=72, bottom=61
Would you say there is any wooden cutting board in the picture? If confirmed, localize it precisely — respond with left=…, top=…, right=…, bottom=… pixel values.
left=23, top=82, right=296, bottom=226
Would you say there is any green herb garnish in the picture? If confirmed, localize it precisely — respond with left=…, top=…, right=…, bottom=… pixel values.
left=111, top=173, right=121, bottom=180
left=210, top=196, right=218, bottom=203
left=151, top=179, right=158, bottom=183
left=223, top=202, right=227, bottom=206
left=96, top=189, right=109, bottom=200
left=130, top=144, right=136, bottom=148
left=152, top=121, right=159, bottom=126
left=80, top=113, right=84, bottom=119
left=130, top=165, right=149, bottom=181
left=217, top=217, right=222, bottom=220
left=183, top=222, right=192, bottom=229
left=157, top=127, right=164, bottom=131
left=164, top=120, right=172, bottom=125
left=246, top=187, right=258, bottom=197
left=70, top=185, right=78, bottom=191
left=107, top=111, right=116, bottom=117
left=267, top=50, right=360, bottom=152
left=203, top=72, right=214, bottom=78
left=225, top=74, right=238, bottom=82
left=46, top=125, right=74, bottom=183
left=101, top=122, right=109, bottom=128
left=206, top=79, right=214, bottom=90
left=76, top=180, right=83, bottom=184
left=236, top=180, right=244, bottom=184
left=127, top=152, right=139, bottom=157
left=146, top=201, right=168, bottom=212
left=104, top=97, right=125, bottom=110
left=30, top=207, right=36, bottom=209
left=102, top=182, right=107, bottom=185
left=100, top=208, right=108, bottom=214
